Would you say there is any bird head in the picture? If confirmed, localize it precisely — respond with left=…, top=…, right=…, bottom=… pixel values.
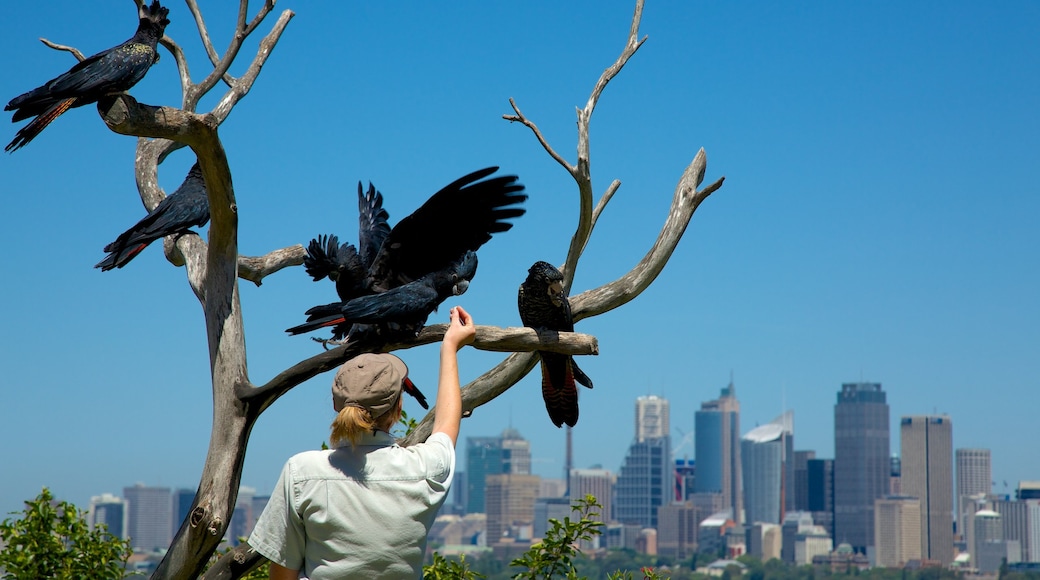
left=140, top=1, right=171, bottom=34
left=451, top=251, right=479, bottom=296
left=527, top=261, right=566, bottom=306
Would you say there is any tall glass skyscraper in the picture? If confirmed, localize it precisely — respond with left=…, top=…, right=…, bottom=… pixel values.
left=833, top=382, right=889, bottom=554
left=615, top=396, right=671, bottom=528
left=901, top=415, right=954, bottom=565
left=694, top=382, right=742, bottom=523
left=465, top=428, right=531, bottom=514
left=742, top=412, right=792, bottom=525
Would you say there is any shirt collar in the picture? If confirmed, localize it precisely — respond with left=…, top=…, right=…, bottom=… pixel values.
left=332, top=430, right=397, bottom=449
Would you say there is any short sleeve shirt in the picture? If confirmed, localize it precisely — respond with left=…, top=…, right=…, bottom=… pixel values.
left=249, top=431, right=455, bottom=579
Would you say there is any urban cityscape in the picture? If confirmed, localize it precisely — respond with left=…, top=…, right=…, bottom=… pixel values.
left=83, top=382, right=1038, bottom=575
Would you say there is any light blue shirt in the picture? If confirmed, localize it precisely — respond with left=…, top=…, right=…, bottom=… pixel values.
left=249, top=431, right=455, bottom=579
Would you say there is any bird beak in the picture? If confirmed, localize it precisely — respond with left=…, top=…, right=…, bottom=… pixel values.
left=454, top=279, right=471, bottom=296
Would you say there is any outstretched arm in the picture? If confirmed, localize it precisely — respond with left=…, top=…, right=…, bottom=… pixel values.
left=431, top=306, right=475, bottom=445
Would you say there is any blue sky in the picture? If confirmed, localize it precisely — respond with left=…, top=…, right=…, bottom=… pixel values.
left=1, top=1, right=1037, bottom=517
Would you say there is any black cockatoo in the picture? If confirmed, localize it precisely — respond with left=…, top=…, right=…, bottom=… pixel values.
left=5, top=1, right=170, bottom=152
left=95, top=163, right=208, bottom=271
left=292, top=167, right=526, bottom=341
left=518, top=261, right=594, bottom=428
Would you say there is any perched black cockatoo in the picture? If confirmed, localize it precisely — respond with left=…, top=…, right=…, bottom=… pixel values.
left=288, top=251, right=479, bottom=339
left=518, top=261, right=594, bottom=428
left=5, top=1, right=170, bottom=152
left=293, top=166, right=526, bottom=341
left=95, top=163, right=208, bottom=271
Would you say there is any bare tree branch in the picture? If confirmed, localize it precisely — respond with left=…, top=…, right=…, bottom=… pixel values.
left=237, top=245, right=307, bottom=286
left=590, top=179, right=621, bottom=239
left=39, top=38, right=85, bottom=61
left=502, top=97, right=574, bottom=175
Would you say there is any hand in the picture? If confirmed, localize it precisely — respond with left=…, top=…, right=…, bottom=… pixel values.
left=444, top=306, right=476, bottom=351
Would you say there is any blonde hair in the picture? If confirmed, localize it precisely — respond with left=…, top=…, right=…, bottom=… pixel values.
left=329, top=398, right=403, bottom=447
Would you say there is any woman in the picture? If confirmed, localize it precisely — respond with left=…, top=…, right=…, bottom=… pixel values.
left=249, top=305, right=476, bottom=579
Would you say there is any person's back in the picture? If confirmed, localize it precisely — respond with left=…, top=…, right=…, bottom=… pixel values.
left=250, top=306, right=474, bottom=579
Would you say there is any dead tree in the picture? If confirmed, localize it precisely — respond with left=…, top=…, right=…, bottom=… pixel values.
left=28, top=0, right=721, bottom=577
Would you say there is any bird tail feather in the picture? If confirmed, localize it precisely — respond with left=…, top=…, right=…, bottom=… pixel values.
left=6, top=97, right=76, bottom=152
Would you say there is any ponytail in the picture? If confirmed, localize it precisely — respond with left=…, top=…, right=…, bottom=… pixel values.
left=330, top=406, right=377, bottom=447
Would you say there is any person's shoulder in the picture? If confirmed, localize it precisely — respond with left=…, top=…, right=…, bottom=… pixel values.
left=286, top=448, right=334, bottom=470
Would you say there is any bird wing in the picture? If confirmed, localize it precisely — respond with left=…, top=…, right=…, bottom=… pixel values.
left=357, top=182, right=391, bottom=270
left=366, top=167, right=526, bottom=291
left=335, top=279, right=441, bottom=325
left=539, top=353, right=579, bottom=428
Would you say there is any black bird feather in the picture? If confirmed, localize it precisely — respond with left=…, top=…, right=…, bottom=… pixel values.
left=5, top=1, right=170, bottom=152
left=95, top=163, right=208, bottom=271
left=518, top=261, right=594, bottom=428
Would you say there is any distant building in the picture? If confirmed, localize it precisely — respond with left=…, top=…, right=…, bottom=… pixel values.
left=956, top=448, right=992, bottom=531
left=833, top=382, right=889, bottom=554
left=636, top=395, right=670, bottom=442
left=781, top=511, right=814, bottom=564
left=699, top=510, right=735, bottom=557
left=675, top=459, right=696, bottom=502
left=616, top=397, right=671, bottom=529
left=793, top=450, right=816, bottom=512
left=695, top=383, right=742, bottom=523
left=807, top=458, right=835, bottom=540
left=1019, top=482, right=1040, bottom=501
left=485, top=473, right=540, bottom=544
left=172, top=488, right=195, bottom=537
left=88, top=493, right=129, bottom=539
left=124, top=483, right=172, bottom=552
left=795, top=527, right=833, bottom=565
left=465, top=428, right=531, bottom=514
left=747, top=523, right=782, bottom=561
left=533, top=497, right=572, bottom=540
left=874, top=496, right=922, bottom=567
left=890, top=455, right=902, bottom=495
left=657, top=501, right=700, bottom=560
left=569, top=468, right=613, bottom=525
left=900, top=415, right=954, bottom=565
left=225, top=486, right=256, bottom=546
left=974, top=509, right=1005, bottom=573
left=741, top=413, right=791, bottom=526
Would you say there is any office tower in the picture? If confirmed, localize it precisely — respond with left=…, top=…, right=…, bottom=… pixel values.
left=485, top=474, right=540, bottom=543
left=874, top=496, right=922, bottom=567
left=747, top=523, right=782, bottom=561
left=616, top=396, right=671, bottom=528
left=1027, top=501, right=1040, bottom=563
left=569, top=468, right=613, bottom=522
left=890, top=455, right=902, bottom=495
left=657, top=502, right=700, bottom=560
left=781, top=511, right=814, bottom=563
left=957, top=448, right=991, bottom=532
left=993, top=497, right=1029, bottom=563
left=793, top=451, right=816, bottom=512
left=901, top=415, right=954, bottom=564
left=465, top=428, right=531, bottom=514
left=533, top=497, right=572, bottom=540
left=742, top=414, right=789, bottom=525
left=974, top=510, right=1005, bottom=573
left=807, top=458, right=835, bottom=539
left=833, top=382, right=889, bottom=553
left=636, top=395, right=670, bottom=441
left=124, top=483, right=172, bottom=551
left=695, top=383, right=742, bottom=523
left=226, top=486, right=256, bottom=546
left=615, top=437, right=671, bottom=528
left=675, top=459, right=696, bottom=502
left=88, top=493, right=129, bottom=539
left=1018, top=481, right=1040, bottom=501
left=172, top=488, right=195, bottom=537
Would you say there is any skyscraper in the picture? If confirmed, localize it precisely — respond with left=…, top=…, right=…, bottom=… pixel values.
left=956, top=448, right=992, bottom=531
left=88, top=493, right=129, bottom=539
left=465, top=428, right=532, bottom=514
left=616, top=397, right=671, bottom=528
left=124, top=483, right=172, bottom=552
left=485, top=473, right=540, bottom=543
left=569, top=468, right=614, bottom=521
left=695, top=383, right=742, bottom=523
left=636, top=395, right=670, bottom=442
left=874, top=496, right=922, bottom=567
left=900, top=415, right=954, bottom=565
left=742, top=412, right=791, bottom=525
left=833, top=382, right=889, bottom=553
left=793, top=450, right=816, bottom=512
left=807, top=458, right=835, bottom=540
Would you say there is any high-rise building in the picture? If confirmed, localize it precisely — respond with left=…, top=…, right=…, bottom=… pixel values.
left=569, top=468, right=613, bottom=521
left=956, top=449, right=992, bottom=532
left=993, top=497, right=1030, bottom=563
left=874, top=496, right=922, bottom=567
left=742, top=413, right=790, bottom=525
left=793, top=451, right=816, bottom=512
left=88, top=493, right=129, bottom=539
left=833, top=382, right=889, bottom=553
left=807, top=458, right=835, bottom=539
left=657, top=502, right=700, bottom=560
left=124, top=483, right=172, bottom=552
left=485, top=474, right=540, bottom=543
left=695, top=383, right=742, bottom=523
left=636, top=395, right=670, bottom=442
left=465, top=428, right=531, bottom=514
left=974, top=510, right=1005, bottom=573
left=900, top=415, right=954, bottom=565
left=616, top=396, right=671, bottom=529
left=615, top=437, right=671, bottom=529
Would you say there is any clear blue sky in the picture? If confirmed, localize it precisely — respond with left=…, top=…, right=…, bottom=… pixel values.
left=1, top=1, right=1037, bottom=518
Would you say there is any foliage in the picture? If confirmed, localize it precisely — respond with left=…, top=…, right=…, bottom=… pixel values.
left=424, top=552, right=486, bottom=579
left=396, top=409, right=420, bottom=439
left=0, top=487, right=132, bottom=580
left=509, top=495, right=604, bottom=579
left=607, top=566, right=670, bottom=579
